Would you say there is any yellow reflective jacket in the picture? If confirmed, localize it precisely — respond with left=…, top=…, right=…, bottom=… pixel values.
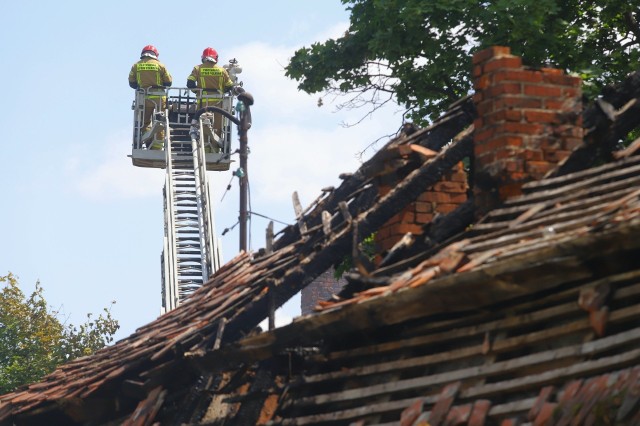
left=128, top=57, right=172, bottom=89
left=187, top=61, right=233, bottom=93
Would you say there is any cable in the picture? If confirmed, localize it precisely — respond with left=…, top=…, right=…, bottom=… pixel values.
left=221, top=220, right=239, bottom=236
left=248, top=211, right=289, bottom=226
left=220, top=174, right=235, bottom=202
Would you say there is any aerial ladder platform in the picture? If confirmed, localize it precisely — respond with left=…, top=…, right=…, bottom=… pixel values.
left=128, top=59, right=251, bottom=313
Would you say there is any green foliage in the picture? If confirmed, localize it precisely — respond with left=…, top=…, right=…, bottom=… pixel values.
left=286, top=0, right=640, bottom=124
left=334, top=233, right=377, bottom=279
left=0, top=273, right=119, bottom=394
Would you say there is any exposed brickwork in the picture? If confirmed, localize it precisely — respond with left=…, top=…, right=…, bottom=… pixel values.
left=375, top=162, right=469, bottom=255
left=301, top=267, right=346, bottom=315
left=472, top=46, right=583, bottom=216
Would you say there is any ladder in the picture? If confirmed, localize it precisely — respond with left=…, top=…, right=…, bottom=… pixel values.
left=161, top=113, right=222, bottom=313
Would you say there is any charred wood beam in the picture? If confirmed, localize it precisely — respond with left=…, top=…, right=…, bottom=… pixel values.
left=549, top=70, right=640, bottom=178
left=193, top=129, right=476, bottom=365
left=271, top=99, right=476, bottom=251
left=371, top=197, right=476, bottom=278
left=190, top=220, right=640, bottom=372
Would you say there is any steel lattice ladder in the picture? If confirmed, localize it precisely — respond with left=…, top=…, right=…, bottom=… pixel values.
left=161, top=115, right=222, bottom=313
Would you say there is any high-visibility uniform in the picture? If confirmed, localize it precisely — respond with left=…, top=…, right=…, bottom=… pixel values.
left=128, top=57, right=172, bottom=142
left=187, top=61, right=234, bottom=140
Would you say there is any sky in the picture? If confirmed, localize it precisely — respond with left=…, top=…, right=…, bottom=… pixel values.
left=0, top=1, right=403, bottom=341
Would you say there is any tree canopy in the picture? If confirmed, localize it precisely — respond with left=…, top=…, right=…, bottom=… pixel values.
left=0, top=273, right=119, bottom=394
left=286, top=0, right=640, bottom=124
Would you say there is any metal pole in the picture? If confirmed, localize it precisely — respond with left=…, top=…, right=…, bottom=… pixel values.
left=239, top=125, right=248, bottom=252
left=237, top=92, right=253, bottom=252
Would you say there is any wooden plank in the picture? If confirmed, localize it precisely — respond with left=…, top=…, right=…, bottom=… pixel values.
left=265, top=221, right=274, bottom=255
left=193, top=223, right=640, bottom=372
left=292, top=191, right=307, bottom=235
left=318, top=276, right=636, bottom=363
left=277, top=395, right=439, bottom=426
left=289, top=328, right=640, bottom=411
left=322, top=211, right=332, bottom=236
left=461, top=348, right=640, bottom=400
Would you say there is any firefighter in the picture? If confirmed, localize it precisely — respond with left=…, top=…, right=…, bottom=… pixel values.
left=128, top=45, right=172, bottom=148
left=186, top=47, right=234, bottom=146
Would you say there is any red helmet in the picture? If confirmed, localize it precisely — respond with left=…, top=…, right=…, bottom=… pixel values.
left=141, top=45, right=159, bottom=59
left=201, top=47, right=219, bottom=63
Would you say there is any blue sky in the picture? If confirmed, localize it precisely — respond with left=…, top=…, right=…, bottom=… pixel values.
left=0, top=1, right=401, bottom=341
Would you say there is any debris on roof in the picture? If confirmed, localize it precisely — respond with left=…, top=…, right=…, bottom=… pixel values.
left=2, top=46, right=640, bottom=425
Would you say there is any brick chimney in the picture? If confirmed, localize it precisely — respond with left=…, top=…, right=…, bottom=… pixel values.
left=472, top=46, right=583, bottom=216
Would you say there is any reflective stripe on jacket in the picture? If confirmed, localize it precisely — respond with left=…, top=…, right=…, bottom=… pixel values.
left=187, top=62, right=233, bottom=93
left=128, top=58, right=172, bottom=91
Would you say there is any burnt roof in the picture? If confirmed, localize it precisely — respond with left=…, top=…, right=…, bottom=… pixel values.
left=2, top=64, right=640, bottom=425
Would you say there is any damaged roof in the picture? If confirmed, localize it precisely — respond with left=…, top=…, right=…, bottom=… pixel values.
left=2, top=53, right=640, bottom=425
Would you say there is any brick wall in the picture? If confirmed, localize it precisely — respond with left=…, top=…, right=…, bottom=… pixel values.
left=302, top=46, right=583, bottom=314
left=301, top=268, right=346, bottom=315
left=375, top=162, right=469, bottom=255
left=472, top=46, right=583, bottom=215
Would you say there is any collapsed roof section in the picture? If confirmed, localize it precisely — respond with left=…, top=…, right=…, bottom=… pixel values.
left=2, top=46, right=640, bottom=425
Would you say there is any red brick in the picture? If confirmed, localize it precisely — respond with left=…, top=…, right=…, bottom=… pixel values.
left=484, top=56, right=523, bottom=72
left=429, top=382, right=461, bottom=425
left=492, top=69, right=543, bottom=84
left=474, top=74, right=490, bottom=90
left=377, top=184, right=393, bottom=196
left=445, top=404, right=472, bottom=425
left=522, top=149, right=545, bottom=161
left=543, top=73, right=580, bottom=86
left=492, top=135, right=524, bottom=149
left=505, top=159, right=524, bottom=172
left=474, top=118, right=484, bottom=129
left=540, top=67, right=564, bottom=75
left=528, top=386, right=555, bottom=421
left=448, top=171, right=469, bottom=182
left=435, top=203, right=460, bottom=214
left=377, top=225, right=392, bottom=239
left=448, top=193, right=468, bottom=203
left=473, top=64, right=484, bottom=77
left=504, top=109, right=522, bottom=121
left=558, top=380, right=583, bottom=403
left=400, top=399, right=423, bottom=426
left=396, top=223, right=423, bottom=235
left=523, top=84, right=563, bottom=97
left=476, top=100, right=495, bottom=116
left=474, top=126, right=495, bottom=142
left=472, top=46, right=511, bottom=65
left=563, top=138, right=583, bottom=150
left=433, top=181, right=467, bottom=193
left=526, top=161, right=553, bottom=175
left=503, top=121, right=545, bottom=135
left=396, top=209, right=416, bottom=224
left=543, top=99, right=563, bottom=110
left=525, top=110, right=559, bottom=124
left=498, top=182, right=524, bottom=199
left=415, top=201, right=433, bottom=213
left=419, top=192, right=454, bottom=203
left=468, top=400, right=492, bottom=426
left=533, top=402, right=557, bottom=426
left=415, top=213, right=434, bottom=223
left=544, top=149, right=571, bottom=162
left=487, top=82, right=522, bottom=98
left=562, top=87, right=581, bottom=98
left=473, top=92, right=484, bottom=103
left=386, top=213, right=402, bottom=225
left=495, top=96, right=543, bottom=109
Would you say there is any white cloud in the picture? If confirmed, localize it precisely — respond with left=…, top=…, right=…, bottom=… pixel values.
left=69, top=130, right=164, bottom=201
